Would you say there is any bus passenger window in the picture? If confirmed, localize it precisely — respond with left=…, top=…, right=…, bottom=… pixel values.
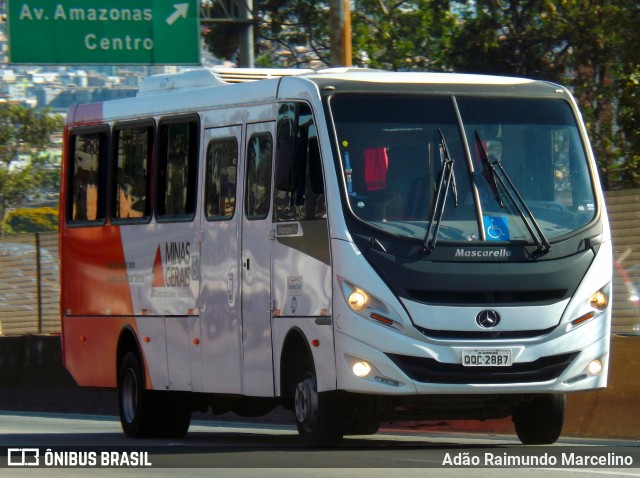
left=156, top=119, right=199, bottom=220
left=245, top=133, right=273, bottom=220
left=67, top=130, right=108, bottom=224
left=112, top=125, right=153, bottom=221
left=274, top=102, right=326, bottom=222
left=205, top=137, right=238, bottom=220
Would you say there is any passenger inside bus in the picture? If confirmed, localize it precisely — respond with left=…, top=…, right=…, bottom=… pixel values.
left=166, top=133, right=188, bottom=215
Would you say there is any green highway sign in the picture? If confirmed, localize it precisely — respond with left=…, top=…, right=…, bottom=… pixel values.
left=7, top=0, right=200, bottom=65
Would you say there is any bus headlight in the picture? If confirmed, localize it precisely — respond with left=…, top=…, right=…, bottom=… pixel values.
left=587, top=359, right=603, bottom=376
left=345, top=355, right=403, bottom=387
left=348, top=290, right=367, bottom=311
left=338, top=276, right=404, bottom=331
left=569, top=284, right=610, bottom=329
left=352, top=361, right=372, bottom=377
left=589, top=289, right=609, bottom=310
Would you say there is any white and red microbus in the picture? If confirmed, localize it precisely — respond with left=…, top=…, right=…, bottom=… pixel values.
left=60, top=68, right=612, bottom=444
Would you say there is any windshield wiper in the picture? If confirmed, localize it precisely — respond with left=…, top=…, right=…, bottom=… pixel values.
left=423, top=129, right=458, bottom=253
left=474, top=130, right=551, bottom=253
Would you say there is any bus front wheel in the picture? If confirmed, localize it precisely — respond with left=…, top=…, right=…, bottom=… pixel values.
left=512, top=394, right=565, bottom=445
left=294, top=368, right=343, bottom=444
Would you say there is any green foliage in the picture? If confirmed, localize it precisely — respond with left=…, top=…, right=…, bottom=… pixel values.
left=201, top=1, right=244, bottom=62
left=0, top=104, right=63, bottom=235
left=232, top=0, right=458, bottom=70
left=223, top=0, right=640, bottom=190
left=258, top=1, right=332, bottom=67
left=5, top=207, right=58, bottom=234
left=449, top=0, right=571, bottom=80
left=204, top=1, right=332, bottom=67
left=0, top=104, right=62, bottom=166
left=351, top=0, right=455, bottom=71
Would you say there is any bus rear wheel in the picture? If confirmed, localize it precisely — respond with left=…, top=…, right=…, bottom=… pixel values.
left=512, top=394, right=565, bottom=445
left=119, top=351, right=155, bottom=438
left=118, top=351, right=191, bottom=438
left=294, top=368, right=343, bottom=444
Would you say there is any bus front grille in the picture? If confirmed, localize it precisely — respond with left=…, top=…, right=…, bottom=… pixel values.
left=414, top=325, right=557, bottom=340
left=386, top=352, right=579, bottom=384
left=406, top=289, right=567, bottom=306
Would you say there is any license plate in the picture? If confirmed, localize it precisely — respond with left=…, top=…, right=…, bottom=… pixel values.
left=461, top=349, right=512, bottom=367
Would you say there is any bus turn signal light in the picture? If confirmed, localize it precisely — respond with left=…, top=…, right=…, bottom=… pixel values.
left=370, top=313, right=394, bottom=327
left=571, top=312, right=594, bottom=326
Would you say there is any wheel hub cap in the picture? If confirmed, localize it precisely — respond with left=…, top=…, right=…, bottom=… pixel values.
left=294, top=375, right=318, bottom=430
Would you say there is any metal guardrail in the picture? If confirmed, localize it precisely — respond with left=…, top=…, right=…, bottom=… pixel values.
left=0, top=189, right=639, bottom=336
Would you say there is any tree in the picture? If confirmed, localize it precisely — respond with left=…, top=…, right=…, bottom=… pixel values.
left=257, top=1, right=332, bottom=67
left=202, top=1, right=456, bottom=69
left=351, top=0, right=455, bottom=71
left=564, top=0, right=622, bottom=189
left=577, top=0, right=640, bottom=189
left=201, top=2, right=246, bottom=63
left=200, top=0, right=640, bottom=189
left=202, top=1, right=332, bottom=67
left=0, top=104, right=63, bottom=235
left=449, top=0, right=640, bottom=190
left=449, top=0, right=572, bottom=80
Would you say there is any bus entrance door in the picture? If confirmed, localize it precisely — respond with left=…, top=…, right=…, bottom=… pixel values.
left=199, top=125, right=243, bottom=394
left=240, top=122, right=276, bottom=397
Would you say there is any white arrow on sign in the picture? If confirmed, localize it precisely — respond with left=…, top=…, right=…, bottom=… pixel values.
left=166, top=3, right=190, bottom=26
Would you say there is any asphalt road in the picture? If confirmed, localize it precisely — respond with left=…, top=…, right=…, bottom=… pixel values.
left=0, top=411, right=638, bottom=478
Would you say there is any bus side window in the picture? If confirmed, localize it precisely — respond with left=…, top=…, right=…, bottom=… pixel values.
left=274, top=102, right=326, bottom=222
left=205, top=137, right=238, bottom=220
left=112, top=123, right=153, bottom=221
left=67, top=128, right=108, bottom=224
left=156, top=118, right=199, bottom=220
left=245, top=133, right=273, bottom=220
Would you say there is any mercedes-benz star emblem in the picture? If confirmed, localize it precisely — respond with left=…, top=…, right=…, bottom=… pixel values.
left=476, top=309, right=500, bottom=328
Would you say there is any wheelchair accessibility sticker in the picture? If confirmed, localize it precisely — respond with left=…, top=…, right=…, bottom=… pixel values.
left=483, top=216, right=510, bottom=241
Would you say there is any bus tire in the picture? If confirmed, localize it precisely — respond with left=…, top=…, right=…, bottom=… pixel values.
left=118, top=352, right=192, bottom=438
left=345, top=417, right=380, bottom=436
left=294, top=367, right=344, bottom=445
left=512, top=394, right=565, bottom=445
left=118, top=351, right=158, bottom=438
left=154, top=394, right=192, bottom=438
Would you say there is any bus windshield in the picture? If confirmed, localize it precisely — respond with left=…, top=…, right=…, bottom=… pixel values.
left=329, top=94, right=596, bottom=244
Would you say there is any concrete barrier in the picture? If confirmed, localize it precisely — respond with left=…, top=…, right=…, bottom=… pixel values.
left=0, top=334, right=638, bottom=440
left=0, top=334, right=117, bottom=415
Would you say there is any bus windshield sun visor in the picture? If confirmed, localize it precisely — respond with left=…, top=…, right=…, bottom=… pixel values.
left=423, top=129, right=458, bottom=253
left=475, top=130, right=551, bottom=253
